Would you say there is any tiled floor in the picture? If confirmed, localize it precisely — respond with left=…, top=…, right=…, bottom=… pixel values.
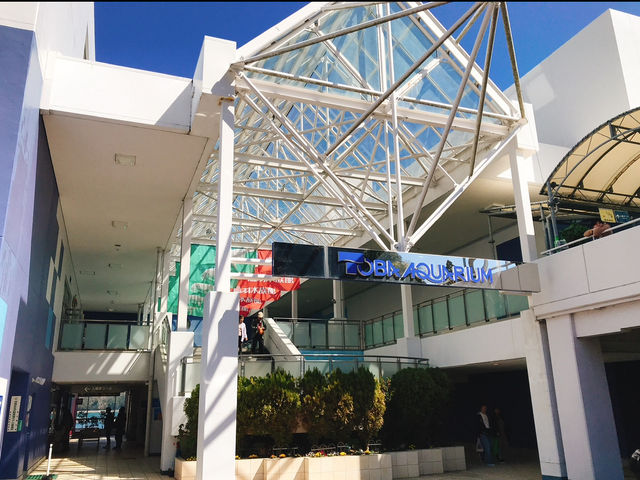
left=29, top=440, right=165, bottom=480
left=29, top=442, right=637, bottom=480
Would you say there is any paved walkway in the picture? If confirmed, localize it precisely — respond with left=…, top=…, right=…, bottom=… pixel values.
left=30, top=441, right=637, bottom=480
left=29, top=440, right=163, bottom=480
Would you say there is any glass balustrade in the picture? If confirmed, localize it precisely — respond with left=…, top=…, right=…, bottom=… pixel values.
left=178, top=353, right=429, bottom=395
left=275, top=318, right=363, bottom=350
left=365, top=289, right=530, bottom=348
left=59, top=321, right=150, bottom=351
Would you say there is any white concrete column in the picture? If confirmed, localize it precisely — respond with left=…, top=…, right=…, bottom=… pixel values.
left=214, top=98, right=235, bottom=294
left=332, top=280, right=344, bottom=318
left=546, top=314, right=623, bottom=480
left=291, top=290, right=298, bottom=319
left=509, top=146, right=537, bottom=262
left=197, top=291, right=239, bottom=480
left=521, top=309, right=566, bottom=479
left=160, top=330, right=194, bottom=472
left=178, top=196, right=193, bottom=330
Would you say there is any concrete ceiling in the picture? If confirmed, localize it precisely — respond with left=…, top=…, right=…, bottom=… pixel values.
left=44, top=113, right=208, bottom=313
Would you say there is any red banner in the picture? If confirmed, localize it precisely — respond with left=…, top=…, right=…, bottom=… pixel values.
left=233, top=250, right=300, bottom=316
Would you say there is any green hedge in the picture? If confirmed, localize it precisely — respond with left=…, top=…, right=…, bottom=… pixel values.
left=178, top=366, right=449, bottom=458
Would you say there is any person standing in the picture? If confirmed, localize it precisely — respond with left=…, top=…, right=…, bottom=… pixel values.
left=103, top=407, right=114, bottom=449
left=492, top=407, right=508, bottom=462
left=251, top=312, right=267, bottom=354
left=477, top=405, right=495, bottom=466
left=113, top=407, right=126, bottom=450
left=238, top=315, right=248, bottom=353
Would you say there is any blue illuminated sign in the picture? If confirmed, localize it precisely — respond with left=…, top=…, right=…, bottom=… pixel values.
left=272, top=242, right=536, bottom=292
left=336, top=251, right=493, bottom=285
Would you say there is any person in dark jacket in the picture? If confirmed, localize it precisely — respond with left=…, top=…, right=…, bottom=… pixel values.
left=477, top=405, right=495, bottom=466
left=251, top=312, right=267, bottom=354
left=113, top=407, right=126, bottom=450
left=103, top=407, right=114, bottom=449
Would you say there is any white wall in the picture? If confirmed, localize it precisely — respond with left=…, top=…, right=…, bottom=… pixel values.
left=367, top=317, right=526, bottom=368
left=508, top=10, right=640, bottom=149
left=43, top=57, right=194, bottom=132
left=532, top=224, right=640, bottom=322
left=52, top=351, right=151, bottom=383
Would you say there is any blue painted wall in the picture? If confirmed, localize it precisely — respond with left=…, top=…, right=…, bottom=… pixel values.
left=0, top=24, right=61, bottom=479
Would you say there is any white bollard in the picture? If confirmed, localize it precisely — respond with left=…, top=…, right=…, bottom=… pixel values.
left=46, top=443, right=53, bottom=476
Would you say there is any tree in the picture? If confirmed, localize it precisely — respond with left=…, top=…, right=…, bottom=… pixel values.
left=381, top=367, right=450, bottom=449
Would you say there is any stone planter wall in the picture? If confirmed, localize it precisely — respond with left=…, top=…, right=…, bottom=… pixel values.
left=389, top=450, right=419, bottom=479
left=441, top=446, right=466, bottom=472
left=177, top=448, right=465, bottom=479
left=236, top=458, right=265, bottom=480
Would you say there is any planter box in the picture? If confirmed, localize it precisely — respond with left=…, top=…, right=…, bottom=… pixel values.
left=236, top=458, right=265, bottom=480
left=306, top=455, right=362, bottom=480
left=389, top=450, right=419, bottom=479
left=441, top=446, right=466, bottom=472
left=264, top=457, right=304, bottom=480
left=175, top=457, right=197, bottom=480
left=417, top=449, right=444, bottom=475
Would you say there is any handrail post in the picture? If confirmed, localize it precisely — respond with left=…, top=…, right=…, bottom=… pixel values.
left=462, top=290, right=470, bottom=326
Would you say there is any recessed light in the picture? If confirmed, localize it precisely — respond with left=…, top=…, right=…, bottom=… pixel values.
left=107, top=308, right=114, bottom=312
left=115, top=153, right=136, bottom=166
left=79, top=270, right=95, bottom=276
left=111, top=220, right=128, bottom=230
left=107, top=290, right=119, bottom=296
left=108, top=263, right=123, bottom=269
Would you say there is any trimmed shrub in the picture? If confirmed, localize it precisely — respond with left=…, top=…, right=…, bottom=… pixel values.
left=381, top=367, right=450, bottom=449
left=177, top=384, right=199, bottom=459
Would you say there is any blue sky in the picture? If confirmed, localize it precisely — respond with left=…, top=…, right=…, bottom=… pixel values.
left=95, top=2, right=640, bottom=90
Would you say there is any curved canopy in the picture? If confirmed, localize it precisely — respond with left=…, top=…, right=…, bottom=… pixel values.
left=542, top=107, right=640, bottom=210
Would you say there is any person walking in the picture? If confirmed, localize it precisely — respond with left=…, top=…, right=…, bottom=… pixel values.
left=238, top=315, right=248, bottom=353
left=113, top=407, right=126, bottom=450
left=251, top=312, right=267, bottom=354
left=103, top=407, right=114, bottom=449
left=477, top=405, right=495, bottom=466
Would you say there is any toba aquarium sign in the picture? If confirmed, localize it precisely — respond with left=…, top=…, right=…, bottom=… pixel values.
left=336, top=250, right=494, bottom=285
left=272, top=242, right=540, bottom=293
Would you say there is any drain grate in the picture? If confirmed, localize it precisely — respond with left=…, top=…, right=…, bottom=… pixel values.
left=26, top=475, right=58, bottom=479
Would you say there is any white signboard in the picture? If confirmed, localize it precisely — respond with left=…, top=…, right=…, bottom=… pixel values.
left=7, top=396, right=21, bottom=433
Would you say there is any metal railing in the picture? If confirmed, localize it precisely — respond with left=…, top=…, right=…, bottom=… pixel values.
left=275, top=317, right=363, bottom=350
left=541, top=216, right=640, bottom=256
left=58, top=320, right=150, bottom=351
left=178, top=353, right=429, bottom=395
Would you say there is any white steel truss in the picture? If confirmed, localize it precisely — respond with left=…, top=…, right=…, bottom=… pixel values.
left=171, top=1, right=527, bottom=256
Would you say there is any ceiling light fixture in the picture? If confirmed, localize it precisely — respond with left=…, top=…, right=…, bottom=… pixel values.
left=108, top=263, right=123, bottom=269
left=79, top=270, right=95, bottom=276
left=111, top=220, right=128, bottom=230
left=114, top=153, right=136, bottom=166
left=107, top=290, right=119, bottom=296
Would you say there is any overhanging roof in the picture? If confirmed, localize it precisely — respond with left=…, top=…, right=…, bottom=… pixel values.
left=541, top=106, right=640, bottom=210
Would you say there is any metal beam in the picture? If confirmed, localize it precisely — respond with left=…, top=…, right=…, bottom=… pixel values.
left=236, top=74, right=394, bottom=249
left=236, top=2, right=447, bottom=66
left=407, top=127, right=521, bottom=248
left=197, top=183, right=388, bottom=211
left=192, top=214, right=358, bottom=237
left=235, top=78, right=508, bottom=136
left=405, top=5, right=492, bottom=242
left=324, top=2, right=484, bottom=156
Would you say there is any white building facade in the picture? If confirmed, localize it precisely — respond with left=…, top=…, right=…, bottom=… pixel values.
left=0, top=3, right=639, bottom=480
